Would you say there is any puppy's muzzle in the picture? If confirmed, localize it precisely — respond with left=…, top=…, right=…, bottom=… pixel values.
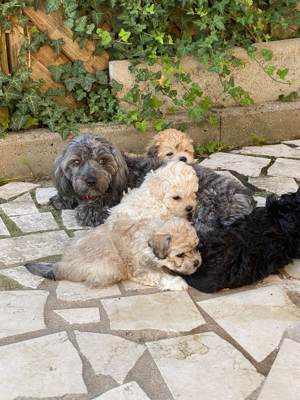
left=193, top=260, right=200, bottom=268
left=86, top=176, right=97, bottom=187
left=180, top=156, right=187, bottom=162
left=186, top=206, right=193, bottom=212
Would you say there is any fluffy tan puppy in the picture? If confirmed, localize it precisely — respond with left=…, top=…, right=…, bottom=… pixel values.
left=146, top=129, right=194, bottom=163
left=25, top=162, right=201, bottom=291
left=106, top=160, right=198, bottom=223
left=42, top=217, right=201, bottom=290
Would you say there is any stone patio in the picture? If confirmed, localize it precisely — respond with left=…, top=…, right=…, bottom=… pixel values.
left=0, top=141, right=300, bottom=400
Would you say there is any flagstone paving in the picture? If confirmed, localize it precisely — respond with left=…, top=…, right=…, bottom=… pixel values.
left=0, top=140, right=300, bottom=399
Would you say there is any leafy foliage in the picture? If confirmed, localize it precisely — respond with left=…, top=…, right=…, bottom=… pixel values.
left=0, top=0, right=299, bottom=138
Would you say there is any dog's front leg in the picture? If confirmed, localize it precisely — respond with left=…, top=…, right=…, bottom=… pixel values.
left=50, top=193, right=78, bottom=210
left=131, top=270, right=188, bottom=291
left=75, top=203, right=109, bottom=227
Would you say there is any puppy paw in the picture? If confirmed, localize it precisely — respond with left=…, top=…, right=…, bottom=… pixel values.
left=75, top=204, right=109, bottom=227
left=160, top=275, right=189, bottom=291
left=50, top=194, right=76, bottom=210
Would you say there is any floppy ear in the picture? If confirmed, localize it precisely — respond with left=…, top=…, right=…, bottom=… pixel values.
left=110, top=147, right=129, bottom=196
left=146, top=144, right=159, bottom=158
left=148, top=235, right=171, bottom=259
left=52, top=152, right=73, bottom=199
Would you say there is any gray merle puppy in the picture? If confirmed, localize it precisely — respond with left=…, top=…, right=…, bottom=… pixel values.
left=50, top=134, right=165, bottom=226
left=50, top=133, right=255, bottom=229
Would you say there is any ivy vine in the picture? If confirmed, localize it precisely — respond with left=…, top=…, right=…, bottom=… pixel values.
left=0, top=0, right=299, bottom=139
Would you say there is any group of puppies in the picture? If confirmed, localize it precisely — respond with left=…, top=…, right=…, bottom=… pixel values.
left=26, top=129, right=300, bottom=293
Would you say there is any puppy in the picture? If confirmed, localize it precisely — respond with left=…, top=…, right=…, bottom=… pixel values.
left=185, top=187, right=300, bottom=293
left=146, top=129, right=194, bottom=163
left=26, top=217, right=201, bottom=291
left=50, top=134, right=165, bottom=227
left=26, top=162, right=201, bottom=290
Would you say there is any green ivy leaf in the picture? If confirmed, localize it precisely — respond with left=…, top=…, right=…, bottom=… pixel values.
left=11, top=77, right=23, bottom=92
left=44, top=117, right=57, bottom=132
left=136, top=120, right=148, bottom=131
left=72, top=60, right=86, bottom=76
left=91, top=10, right=104, bottom=25
left=63, top=0, right=78, bottom=18
left=127, top=109, right=139, bottom=121
left=0, top=71, right=11, bottom=85
left=82, top=73, right=96, bottom=91
left=33, top=0, right=42, bottom=10
left=75, top=16, right=87, bottom=32
left=10, top=113, right=31, bottom=130
left=25, top=117, right=39, bottom=129
left=64, top=19, right=74, bottom=29
left=153, top=120, right=163, bottom=130
left=17, top=14, right=29, bottom=29
left=22, top=90, right=41, bottom=115
left=2, top=86, right=23, bottom=104
left=209, top=115, right=218, bottom=128
left=119, top=28, right=131, bottom=43
left=51, top=38, right=66, bottom=55
left=188, top=105, right=202, bottom=122
left=95, top=70, right=108, bottom=84
left=49, top=65, right=64, bottom=83
left=64, top=76, right=78, bottom=91
left=1, top=19, right=13, bottom=33
left=261, top=49, right=273, bottom=62
left=247, top=46, right=258, bottom=58
left=276, top=68, right=289, bottom=80
left=213, top=14, right=226, bottom=30
left=45, top=0, right=61, bottom=14
left=149, top=95, right=162, bottom=108
left=264, top=65, right=276, bottom=76
left=111, top=79, right=123, bottom=94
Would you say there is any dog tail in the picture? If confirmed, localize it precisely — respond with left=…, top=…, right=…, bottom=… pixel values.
left=25, top=263, right=58, bottom=280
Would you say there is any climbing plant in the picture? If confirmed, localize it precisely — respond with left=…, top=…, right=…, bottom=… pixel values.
left=0, top=0, right=300, bottom=138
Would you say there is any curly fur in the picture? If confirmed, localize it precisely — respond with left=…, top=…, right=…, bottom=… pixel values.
left=185, top=187, right=300, bottom=293
left=146, top=129, right=194, bottom=163
left=26, top=162, right=201, bottom=291
left=50, top=134, right=165, bottom=227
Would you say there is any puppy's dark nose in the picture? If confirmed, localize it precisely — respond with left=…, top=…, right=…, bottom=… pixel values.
left=86, top=177, right=97, bottom=187
left=186, top=206, right=193, bottom=212
left=179, top=156, right=187, bottom=162
left=194, top=260, right=200, bottom=268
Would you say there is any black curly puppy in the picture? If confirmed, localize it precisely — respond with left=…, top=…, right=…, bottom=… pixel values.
left=50, top=134, right=165, bottom=226
left=185, top=187, right=300, bottom=293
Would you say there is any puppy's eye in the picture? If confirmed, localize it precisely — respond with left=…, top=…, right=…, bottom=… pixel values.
left=185, top=150, right=188, bottom=152
left=173, top=196, right=181, bottom=200
left=166, top=152, right=173, bottom=157
left=177, top=253, right=185, bottom=258
left=99, top=159, right=106, bottom=164
left=73, top=160, right=80, bottom=165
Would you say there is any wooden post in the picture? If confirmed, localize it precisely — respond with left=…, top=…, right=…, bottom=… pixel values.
left=0, top=32, right=9, bottom=122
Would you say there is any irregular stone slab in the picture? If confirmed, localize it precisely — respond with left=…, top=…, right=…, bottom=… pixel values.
left=62, top=209, right=85, bottom=230
left=0, top=265, right=45, bottom=288
left=35, top=187, right=57, bottom=204
left=0, top=331, right=87, bottom=399
left=215, top=170, right=244, bottom=185
left=0, top=182, right=39, bottom=200
left=282, top=139, right=300, bottom=146
left=284, top=259, right=300, bottom=279
left=147, top=332, right=264, bottom=400
left=200, top=153, right=270, bottom=177
left=93, top=382, right=150, bottom=400
left=0, top=216, right=10, bottom=236
left=0, top=230, right=69, bottom=266
left=122, top=280, right=152, bottom=291
left=56, top=280, right=121, bottom=302
left=10, top=212, right=59, bottom=233
left=0, top=290, right=48, bottom=339
left=101, top=291, right=205, bottom=332
left=75, top=331, right=146, bottom=384
left=254, top=196, right=266, bottom=207
left=268, top=158, right=300, bottom=179
left=54, top=307, right=100, bottom=324
left=0, top=192, right=39, bottom=216
left=256, top=274, right=282, bottom=288
left=241, top=144, right=300, bottom=158
left=249, top=176, right=298, bottom=195
left=258, top=338, right=300, bottom=400
left=284, top=321, right=300, bottom=343
left=198, top=286, right=300, bottom=362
